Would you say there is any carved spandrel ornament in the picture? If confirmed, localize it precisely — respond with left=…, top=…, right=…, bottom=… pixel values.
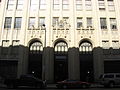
left=53, top=19, right=71, bottom=29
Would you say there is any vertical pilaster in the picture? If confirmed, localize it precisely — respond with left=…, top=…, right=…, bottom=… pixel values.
left=68, top=47, right=80, bottom=80
left=93, top=47, right=104, bottom=81
left=17, top=46, right=29, bottom=78
left=43, top=47, right=54, bottom=83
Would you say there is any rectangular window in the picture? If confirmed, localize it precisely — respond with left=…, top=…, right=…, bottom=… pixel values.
left=102, top=40, right=109, bottom=49
left=4, top=17, right=12, bottom=29
left=7, top=0, right=15, bottom=10
left=53, top=17, right=59, bottom=26
left=30, top=0, right=39, bottom=10
left=85, top=0, right=92, bottom=11
left=28, top=17, right=35, bottom=28
left=108, top=1, right=115, bottom=11
left=100, top=18, right=107, bottom=29
left=63, top=17, right=69, bottom=22
left=87, top=18, right=92, bottom=28
left=98, top=0, right=105, bottom=10
left=112, top=41, right=119, bottom=49
left=76, top=0, right=82, bottom=11
left=39, top=17, right=45, bottom=27
left=53, top=0, right=59, bottom=10
left=77, top=17, right=83, bottom=28
left=16, top=0, right=24, bottom=10
left=14, top=17, right=22, bottom=29
left=110, top=18, right=117, bottom=30
left=1, top=40, right=9, bottom=55
left=40, top=0, right=46, bottom=9
left=62, top=0, right=69, bottom=10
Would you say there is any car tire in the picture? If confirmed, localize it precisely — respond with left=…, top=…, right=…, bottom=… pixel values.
left=63, top=85, right=67, bottom=89
left=7, top=84, right=15, bottom=89
left=82, top=84, right=87, bottom=89
left=109, top=82, right=114, bottom=88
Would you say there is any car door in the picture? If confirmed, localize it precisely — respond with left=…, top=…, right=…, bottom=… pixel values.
left=115, top=74, right=120, bottom=85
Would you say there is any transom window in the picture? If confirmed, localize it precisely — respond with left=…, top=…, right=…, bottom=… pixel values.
left=79, top=41, right=92, bottom=53
left=54, top=41, right=68, bottom=52
left=30, top=41, right=43, bottom=53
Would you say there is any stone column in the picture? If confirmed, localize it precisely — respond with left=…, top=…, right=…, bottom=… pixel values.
left=43, top=47, right=54, bottom=83
left=93, top=47, right=104, bottom=81
left=68, top=47, right=80, bottom=80
left=17, top=46, right=29, bottom=78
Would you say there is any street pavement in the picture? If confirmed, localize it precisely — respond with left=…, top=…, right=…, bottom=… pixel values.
left=1, top=83, right=120, bottom=90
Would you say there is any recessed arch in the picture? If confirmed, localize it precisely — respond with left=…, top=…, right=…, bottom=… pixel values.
left=54, top=39, right=68, bottom=82
left=79, top=39, right=94, bottom=82
left=28, top=39, right=43, bottom=79
left=54, top=39, right=68, bottom=52
left=79, top=39, right=93, bottom=53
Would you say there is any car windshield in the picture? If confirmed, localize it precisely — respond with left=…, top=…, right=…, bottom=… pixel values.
left=104, top=75, right=114, bottom=78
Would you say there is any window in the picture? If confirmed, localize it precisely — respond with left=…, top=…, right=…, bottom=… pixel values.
left=7, top=0, right=15, bottom=10
left=112, top=41, right=119, bottom=49
left=104, top=75, right=114, bottom=78
left=87, top=18, right=92, bottom=28
left=53, top=0, right=59, bottom=10
left=30, top=0, right=39, bottom=10
left=1, top=40, right=9, bottom=55
left=76, top=0, right=82, bottom=11
left=100, top=18, right=107, bottom=29
left=77, top=17, right=83, bottom=28
left=98, top=0, right=105, bottom=10
left=85, top=0, right=92, bottom=11
left=14, top=17, right=22, bottom=29
left=53, top=17, right=59, bottom=26
left=116, top=74, right=120, bottom=78
left=110, top=18, right=117, bottom=30
left=39, top=17, right=45, bottom=27
left=102, top=40, right=109, bottom=49
left=16, top=0, right=24, bottom=10
left=62, top=0, right=69, bottom=10
left=4, top=17, right=12, bottom=29
left=40, top=0, right=46, bottom=9
left=28, top=17, right=35, bottom=28
left=63, top=17, right=69, bottom=22
left=108, top=0, right=115, bottom=11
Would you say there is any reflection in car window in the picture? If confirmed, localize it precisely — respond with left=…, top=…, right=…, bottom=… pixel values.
left=104, top=75, right=114, bottom=78
left=116, top=75, right=120, bottom=78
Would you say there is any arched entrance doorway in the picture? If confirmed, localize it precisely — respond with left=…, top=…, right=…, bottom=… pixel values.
left=54, top=40, right=68, bottom=82
left=79, top=40, right=94, bottom=82
left=28, top=40, right=43, bottom=79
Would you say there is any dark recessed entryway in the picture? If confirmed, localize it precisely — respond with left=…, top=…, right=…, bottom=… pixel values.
left=28, top=40, right=43, bottom=79
left=54, top=40, right=68, bottom=82
left=79, top=40, right=94, bottom=82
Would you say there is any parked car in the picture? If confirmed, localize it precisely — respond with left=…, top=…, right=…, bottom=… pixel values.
left=99, top=73, right=120, bottom=87
left=4, top=74, right=46, bottom=88
left=56, top=80, right=91, bottom=89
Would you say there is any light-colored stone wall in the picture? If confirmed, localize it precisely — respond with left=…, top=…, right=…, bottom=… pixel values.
left=0, top=0, right=120, bottom=82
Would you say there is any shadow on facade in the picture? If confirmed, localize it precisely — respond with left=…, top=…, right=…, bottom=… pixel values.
left=0, top=45, right=120, bottom=83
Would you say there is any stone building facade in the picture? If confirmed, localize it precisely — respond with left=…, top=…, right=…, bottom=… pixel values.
left=0, top=0, right=120, bottom=83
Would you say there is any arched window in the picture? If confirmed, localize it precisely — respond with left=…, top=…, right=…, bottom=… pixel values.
left=29, top=41, right=43, bottom=53
left=79, top=41, right=92, bottom=53
left=54, top=41, right=68, bottom=52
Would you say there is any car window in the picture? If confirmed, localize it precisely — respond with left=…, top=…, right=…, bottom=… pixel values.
left=116, top=75, right=120, bottom=78
left=104, top=74, right=114, bottom=78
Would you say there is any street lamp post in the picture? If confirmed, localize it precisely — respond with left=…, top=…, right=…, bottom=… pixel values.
left=42, top=24, right=46, bottom=47
left=42, top=24, right=46, bottom=81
